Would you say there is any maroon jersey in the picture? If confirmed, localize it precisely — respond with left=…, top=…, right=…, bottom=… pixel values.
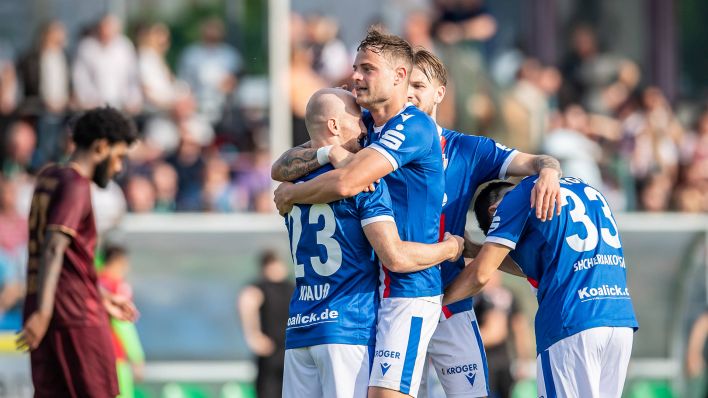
left=24, top=163, right=107, bottom=328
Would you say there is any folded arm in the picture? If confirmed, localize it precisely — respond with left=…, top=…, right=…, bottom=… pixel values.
left=271, top=141, right=320, bottom=182
left=463, top=234, right=525, bottom=277
left=363, top=221, right=463, bottom=273
left=507, top=152, right=562, bottom=221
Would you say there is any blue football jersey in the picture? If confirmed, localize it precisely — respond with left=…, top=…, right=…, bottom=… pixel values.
left=284, top=165, right=395, bottom=349
left=363, top=104, right=445, bottom=298
left=486, top=176, right=639, bottom=353
left=439, top=128, right=517, bottom=314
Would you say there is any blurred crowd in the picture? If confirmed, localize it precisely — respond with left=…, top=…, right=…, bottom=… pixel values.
left=0, top=14, right=272, bottom=223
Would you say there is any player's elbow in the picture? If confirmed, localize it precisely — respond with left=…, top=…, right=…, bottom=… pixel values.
left=270, top=165, right=284, bottom=182
left=471, top=268, right=491, bottom=292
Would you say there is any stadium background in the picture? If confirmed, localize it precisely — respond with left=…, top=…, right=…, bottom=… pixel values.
left=0, top=0, right=706, bottom=397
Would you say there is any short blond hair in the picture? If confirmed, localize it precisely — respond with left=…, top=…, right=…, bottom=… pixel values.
left=413, top=47, right=448, bottom=86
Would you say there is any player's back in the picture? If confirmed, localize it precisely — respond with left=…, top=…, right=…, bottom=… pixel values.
left=23, top=163, right=105, bottom=329
left=284, top=165, right=394, bottom=349
left=439, top=128, right=517, bottom=313
left=364, top=105, right=444, bottom=298
left=487, top=176, right=638, bottom=352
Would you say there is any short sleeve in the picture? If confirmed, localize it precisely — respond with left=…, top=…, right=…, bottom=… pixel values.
left=369, top=113, right=435, bottom=170
left=357, top=179, right=395, bottom=227
left=470, top=137, right=518, bottom=180
left=485, top=181, right=533, bottom=250
left=46, top=180, right=91, bottom=238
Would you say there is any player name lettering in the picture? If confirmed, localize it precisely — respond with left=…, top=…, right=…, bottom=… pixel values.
left=298, top=283, right=331, bottom=301
left=442, top=363, right=478, bottom=375
left=573, top=254, right=625, bottom=272
left=577, top=285, right=630, bottom=301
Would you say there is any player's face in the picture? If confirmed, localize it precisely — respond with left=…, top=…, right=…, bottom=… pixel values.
left=93, top=142, right=129, bottom=188
left=407, top=67, right=440, bottom=116
left=352, top=49, right=396, bottom=109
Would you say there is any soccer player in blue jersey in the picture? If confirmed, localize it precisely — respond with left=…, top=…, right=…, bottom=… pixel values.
left=282, top=87, right=463, bottom=398
left=407, top=49, right=563, bottom=398
left=445, top=177, right=639, bottom=398
left=274, top=29, right=446, bottom=397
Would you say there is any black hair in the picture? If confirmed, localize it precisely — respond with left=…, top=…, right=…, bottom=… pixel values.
left=474, top=181, right=515, bottom=234
left=71, top=106, right=137, bottom=149
left=259, top=249, right=280, bottom=268
left=104, top=244, right=128, bottom=264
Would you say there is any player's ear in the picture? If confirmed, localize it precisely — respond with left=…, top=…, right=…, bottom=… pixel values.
left=488, top=203, right=498, bottom=216
left=327, top=118, right=340, bottom=136
left=394, top=65, right=407, bottom=85
left=435, top=85, right=446, bottom=105
left=92, top=139, right=110, bottom=159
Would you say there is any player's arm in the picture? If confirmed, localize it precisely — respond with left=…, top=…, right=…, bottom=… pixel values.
left=506, top=153, right=562, bottom=222
left=442, top=242, right=511, bottom=305
left=274, top=148, right=393, bottom=214
left=462, top=234, right=525, bottom=277
left=363, top=222, right=463, bottom=273
left=16, top=231, right=70, bottom=351
left=270, top=141, right=320, bottom=182
left=237, top=285, right=275, bottom=357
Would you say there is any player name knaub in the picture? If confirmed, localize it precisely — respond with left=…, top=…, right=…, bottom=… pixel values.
left=573, top=254, right=625, bottom=272
left=298, top=283, right=330, bottom=301
left=577, top=285, right=630, bottom=300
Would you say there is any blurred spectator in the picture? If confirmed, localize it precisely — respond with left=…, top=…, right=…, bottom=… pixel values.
left=16, top=20, right=70, bottom=167
left=502, top=58, right=559, bottom=153
left=237, top=250, right=294, bottom=398
left=167, top=134, right=205, bottom=211
left=305, top=15, right=351, bottom=86
left=473, top=272, right=534, bottom=398
left=233, top=149, right=273, bottom=213
left=2, top=119, right=37, bottom=177
left=124, top=174, right=156, bottom=213
left=544, top=104, right=604, bottom=189
left=202, top=154, right=233, bottom=212
left=137, top=22, right=176, bottom=113
left=151, top=161, right=178, bottom=212
left=559, top=24, right=640, bottom=114
left=0, top=41, right=17, bottom=116
left=0, top=177, right=27, bottom=329
left=404, top=10, right=436, bottom=51
left=98, top=245, right=146, bottom=398
left=178, top=17, right=242, bottom=125
left=73, top=15, right=142, bottom=113
left=432, top=0, right=497, bottom=46
left=91, top=180, right=128, bottom=236
left=638, top=172, right=673, bottom=212
left=289, top=43, right=327, bottom=146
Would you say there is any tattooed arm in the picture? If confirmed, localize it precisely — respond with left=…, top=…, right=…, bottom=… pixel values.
left=270, top=141, right=321, bottom=182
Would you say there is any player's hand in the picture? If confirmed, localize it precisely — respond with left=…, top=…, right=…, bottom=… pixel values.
left=274, top=182, right=294, bottom=216
left=530, top=168, right=562, bottom=222
left=132, top=362, right=146, bottom=382
left=444, top=232, right=465, bottom=262
left=362, top=179, right=380, bottom=193
left=104, top=294, right=139, bottom=322
left=462, top=231, right=482, bottom=259
left=16, top=311, right=51, bottom=351
left=329, top=145, right=355, bottom=168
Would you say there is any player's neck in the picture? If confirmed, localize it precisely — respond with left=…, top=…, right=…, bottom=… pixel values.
left=369, top=94, right=409, bottom=127
left=68, top=153, right=94, bottom=179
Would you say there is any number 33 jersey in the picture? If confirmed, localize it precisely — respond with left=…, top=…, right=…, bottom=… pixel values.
left=486, top=176, right=639, bottom=353
left=284, top=165, right=395, bottom=350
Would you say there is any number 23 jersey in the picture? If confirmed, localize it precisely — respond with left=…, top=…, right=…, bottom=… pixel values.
left=486, top=176, right=639, bottom=353
left=284, top=165, right=395, bottom=349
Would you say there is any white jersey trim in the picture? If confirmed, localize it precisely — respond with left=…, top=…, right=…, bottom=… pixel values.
left=485, top=236, right=517, bottom=250
left=361, top=215, right=395, bottom=227
left=498, top=150, right=519, bottom=179
left=370, top=143, right=399, bottom=171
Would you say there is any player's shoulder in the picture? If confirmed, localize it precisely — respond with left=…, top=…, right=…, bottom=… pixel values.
left=393, top=104, right=436, bottom=130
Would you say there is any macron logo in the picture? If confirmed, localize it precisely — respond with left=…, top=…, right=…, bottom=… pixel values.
left=465, top=372, right=476, bottom=386
left=381, top=363, right=392, bottom=375
left=400, top=113, right=414, bottom=122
